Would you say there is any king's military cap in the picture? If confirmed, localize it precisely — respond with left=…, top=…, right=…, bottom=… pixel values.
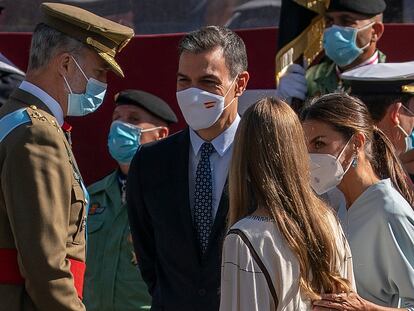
left=59, top=0, right=132, bottom=16
left=115, top=90, right=178, bottom=124
left=341, top=62, right=414, bottom=95
left=41, top=2, right=134, bottom=77
left=327, top=0, right=386, bottom=16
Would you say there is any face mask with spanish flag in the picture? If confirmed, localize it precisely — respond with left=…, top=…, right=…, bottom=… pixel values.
left=176, top=77, right=238, bottom=130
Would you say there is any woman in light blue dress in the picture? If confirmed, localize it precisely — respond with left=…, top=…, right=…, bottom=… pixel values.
left=302, top=93, right=414, bottom=311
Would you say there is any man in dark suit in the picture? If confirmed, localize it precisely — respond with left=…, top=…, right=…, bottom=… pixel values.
left=127, top=26, right=250, bottom=311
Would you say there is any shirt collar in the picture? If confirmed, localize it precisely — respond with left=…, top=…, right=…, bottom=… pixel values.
left=19, top=81, right=64, bottom=126
left=336, top=51, right=379, bottom=77
left=190, top=114, right=241, bottom=157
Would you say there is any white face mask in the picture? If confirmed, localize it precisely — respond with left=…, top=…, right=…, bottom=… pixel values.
left=309, top=137, right=354, bottom=195
left=176, top=77, right=238, bottom=130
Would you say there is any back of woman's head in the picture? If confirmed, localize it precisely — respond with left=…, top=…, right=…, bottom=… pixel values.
left=301, top=93, right=414, bottom=206
left=230, top=97, right=351, bottom=299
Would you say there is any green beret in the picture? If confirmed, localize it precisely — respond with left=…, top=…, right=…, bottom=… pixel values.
left=115, top=90, right=178, bottom=124
left=41, top=2, right=134, bottom=77
left=328, top=0, right=386, bottom=16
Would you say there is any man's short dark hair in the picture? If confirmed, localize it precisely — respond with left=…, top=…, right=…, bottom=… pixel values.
left=178, top=26, right=248, bottom=79
left=358, top=94, right=414, bottom=122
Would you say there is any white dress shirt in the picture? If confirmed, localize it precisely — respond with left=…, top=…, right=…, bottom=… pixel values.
left=189, top=115, right=240, bottom=219
left=19, top=81, right=64, bottom=126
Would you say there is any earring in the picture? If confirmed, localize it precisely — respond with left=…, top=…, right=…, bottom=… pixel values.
left=351, top=154, right=358, bottom=168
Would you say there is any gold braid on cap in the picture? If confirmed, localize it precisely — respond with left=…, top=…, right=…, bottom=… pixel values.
left=402, top=84, right=414, bottom=93
left=86, top=37, right=116, bottom=57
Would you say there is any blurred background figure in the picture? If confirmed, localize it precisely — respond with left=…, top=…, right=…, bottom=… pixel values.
left=0, top=0, right=25, bottom=106
left=225, top=0, right=281, bottom=30
left=341, top=61, right=414, bottom=180
left=59, top=0, right=135, bottom=28
left=0, top=52, right=25, bottom=107
left=84, top=89, right=177, bottom=311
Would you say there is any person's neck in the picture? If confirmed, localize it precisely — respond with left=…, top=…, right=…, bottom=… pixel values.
left=338, top=161, right=380, bottom=209
left=196, top=108, right=238, bottom=142
left=119, top=163, right=129, bottom=175
left=25, top=72, right=65, bottom=111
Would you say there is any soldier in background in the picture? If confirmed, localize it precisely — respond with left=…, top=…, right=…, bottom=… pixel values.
left=341, top=61, right=414, bottom=178
left=276, top=0, right=387, bottom=103
left=84, top=90, right=177, bottom=311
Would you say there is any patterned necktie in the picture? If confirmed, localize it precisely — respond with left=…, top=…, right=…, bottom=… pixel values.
left=194, top=142, right=215, bottom=254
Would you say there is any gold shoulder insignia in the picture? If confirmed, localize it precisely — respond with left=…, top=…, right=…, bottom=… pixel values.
left=26, top=106, right=61, bottom=132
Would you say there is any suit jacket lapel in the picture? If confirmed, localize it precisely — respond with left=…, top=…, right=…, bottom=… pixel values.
left=171, top=128, right=201, bottom=258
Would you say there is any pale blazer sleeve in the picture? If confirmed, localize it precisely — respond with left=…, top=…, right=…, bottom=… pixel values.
left=219, top=233, right=275, bottom=311
left=382, top=207, right=414, bottom=310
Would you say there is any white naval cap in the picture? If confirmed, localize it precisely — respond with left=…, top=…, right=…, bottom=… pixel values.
left=341, top=61, right=414, bottom=95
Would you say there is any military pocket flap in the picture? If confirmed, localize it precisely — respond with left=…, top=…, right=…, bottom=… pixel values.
left=73, top=184, right=85, bottom=203
left=87, top=219, right=104, bottom=234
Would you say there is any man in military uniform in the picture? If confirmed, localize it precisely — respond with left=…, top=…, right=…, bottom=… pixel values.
left=276, top=0, right=387, bottom=102
left=0, top=3, right=133, bottom=311
left=83, top=90, right=177, bottom=311
left=341, top=61, right=414, bottom=175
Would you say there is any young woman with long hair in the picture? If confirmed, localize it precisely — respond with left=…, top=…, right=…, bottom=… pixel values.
left=219, top=97, right=354, bottom=311
left=302, top=93, right=414, bottom=310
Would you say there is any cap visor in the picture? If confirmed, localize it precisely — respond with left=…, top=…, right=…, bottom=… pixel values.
left=98, top=52, right=124, bottom=78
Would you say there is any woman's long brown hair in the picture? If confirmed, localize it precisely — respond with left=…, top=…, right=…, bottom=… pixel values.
left=301, top=93, right=414, bottom=206
left=229, top=97, right=351, bottom=300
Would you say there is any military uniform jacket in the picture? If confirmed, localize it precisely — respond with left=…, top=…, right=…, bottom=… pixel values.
left=0, top=88, right=86, bottom=311
left=83, top=170, right=151, bottom=311
left=306, top=51, right=386, bottom=97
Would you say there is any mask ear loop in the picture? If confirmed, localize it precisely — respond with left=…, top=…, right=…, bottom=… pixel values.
left=63, top=76, right=73, bottom=94
left=357, top=21, right=376, bottom=50
left=70, top=55, right=89, bottom=82
left=140, top=126, right=166, bottom=133
left=336, top=135, right=356, bottom=174
left=397, top=124, right=410, bottom=137
left=223, top=76, right=240, bottom=110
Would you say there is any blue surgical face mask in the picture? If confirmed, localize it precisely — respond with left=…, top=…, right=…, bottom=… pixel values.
left=108, top=120, right=164, bottom=164
left=323, top=22, right=374, bottom=67
left=397, top=124, right=414, bottom=152
left=63, top=56, right=107, bottom=117
left=398, top=105, right=414, bottom=152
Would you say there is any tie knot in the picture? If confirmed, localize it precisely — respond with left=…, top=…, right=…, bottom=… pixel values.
left=200, top=142, right=215, bottom=157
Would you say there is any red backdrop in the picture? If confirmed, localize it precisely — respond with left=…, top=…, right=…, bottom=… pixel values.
left=0, top=25, right=413, bottom=185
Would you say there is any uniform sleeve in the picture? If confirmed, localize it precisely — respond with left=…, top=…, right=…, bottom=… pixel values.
left=382, top=209, right=414, bottom=309
left=126, top=148, right=157, bottom=295
left=219, top=233, right=274, bottom=311
left=2, top=125, right=85, bottom=310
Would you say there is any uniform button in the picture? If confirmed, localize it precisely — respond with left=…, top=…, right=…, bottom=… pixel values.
left=198, top=289, right=206, bottom=296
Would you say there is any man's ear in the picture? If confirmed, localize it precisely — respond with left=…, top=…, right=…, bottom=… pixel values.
left=157, top=127, right=169, bottom=140
left=235, top=71, right=250, bottom=97
left=389, top=102, right=403, bottom=126
left=371, top=22, right=384, bottom=43
left=56, top=52, right=73, bottom=77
